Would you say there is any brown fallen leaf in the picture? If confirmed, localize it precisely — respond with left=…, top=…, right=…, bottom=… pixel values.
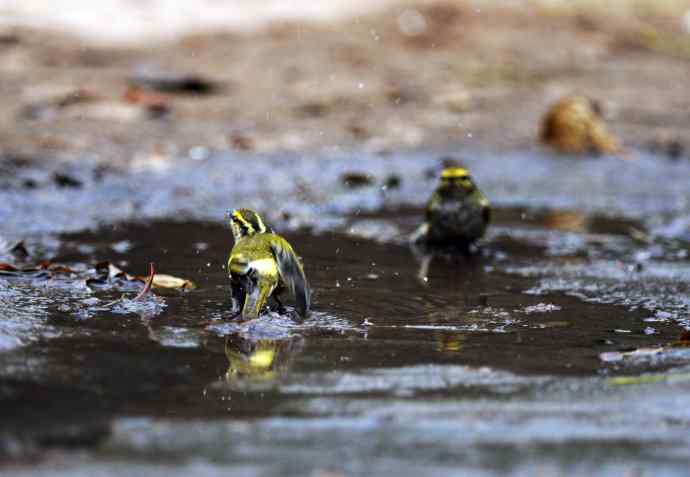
left=671, top=330, right=690, bottom=348
left=0, top=263, right=18, bottom=272
left=42, top=262, right=77, bottom=274
left=0, top=262, right=44, bottom=275
left=94, top=261, right=195, bottom=290
left=150, top=274, right=196, bottom=290
left=94, top=261, right=131, bottom=281
left=123, top=86, right=170, bottom=118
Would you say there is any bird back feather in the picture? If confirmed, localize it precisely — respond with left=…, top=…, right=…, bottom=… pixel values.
left=270, top=237, right=310, bottom=319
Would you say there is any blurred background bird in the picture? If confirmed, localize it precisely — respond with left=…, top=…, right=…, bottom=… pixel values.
left=227, top=208, right=310, bottom=320
left=410, top=166, right=490, bottom=281
left=411, top=166, right=490, bottom=252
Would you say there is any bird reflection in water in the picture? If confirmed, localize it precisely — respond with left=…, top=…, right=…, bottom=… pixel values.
left=434, top=331, right=465, bottom=354
left=224, top=333, right=303, bottom=384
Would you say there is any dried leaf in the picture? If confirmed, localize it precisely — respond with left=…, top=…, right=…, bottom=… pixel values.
left=94, top=261, right=194, bottom=290
left=0, top=262, right=51, bottom=275
left=95, top=261, right=131, bottom=281
left=44, top=263, right=77, bottom=274
left=0, top=263, right=19, bottom=272
left=150, top=274, right=196, bottom=290
left=671, top=330, right=690, bottom=348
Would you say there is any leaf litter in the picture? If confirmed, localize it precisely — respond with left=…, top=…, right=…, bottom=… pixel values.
left=0, top=256, right=195, bottom=320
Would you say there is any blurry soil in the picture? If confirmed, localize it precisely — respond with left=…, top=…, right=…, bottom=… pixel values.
left=1, top=0, right=690, bottom=169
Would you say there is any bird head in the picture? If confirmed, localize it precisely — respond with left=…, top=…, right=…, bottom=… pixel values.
left=438, top=167, right=477, bottom=196
left=228, top=208, right=268, bottom=241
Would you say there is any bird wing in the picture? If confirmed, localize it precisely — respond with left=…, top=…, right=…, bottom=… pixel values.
left=270, top=236, right=310, bottom=319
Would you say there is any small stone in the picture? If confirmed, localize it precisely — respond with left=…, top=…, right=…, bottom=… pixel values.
left=228, top=133, right=255, bottom=151
left=383, top=174, right=401, bottom=189
left=341, top=172, right=374, bottom=188
left=52, top=172, right=82, bottom=188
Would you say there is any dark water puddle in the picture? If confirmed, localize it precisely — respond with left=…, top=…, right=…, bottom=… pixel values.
left=2, top=210, right=690, bottom=475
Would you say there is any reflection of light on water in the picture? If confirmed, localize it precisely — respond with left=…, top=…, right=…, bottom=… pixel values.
left=207, top=310, right=361, bottom=339
left=148, top=326, right=201, bottom=348
left=434, top=331, right=464, bottom=353
left=513, top=260, right=690, bottom=329
left=280, top=364, right=541, bottom=395
left=111, top=295, right=166, bottom=318
left=0, top=277, right=85, bottom=351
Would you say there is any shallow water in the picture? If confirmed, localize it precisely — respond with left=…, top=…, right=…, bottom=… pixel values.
left=3, top=149, right=690, bottom=240
left=2, top=203, right=690, bottom=475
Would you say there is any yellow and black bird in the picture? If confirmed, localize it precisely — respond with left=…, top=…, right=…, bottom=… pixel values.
left=227, top=208, right=310, bottom=320
left=224, top=334, right=303, bottom=383
left=411, top=166, right=490, bottom=251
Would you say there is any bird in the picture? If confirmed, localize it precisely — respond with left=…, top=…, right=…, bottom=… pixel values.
left=540, top=95, right=621, bottom=155
left=410, top=166, right=490, bottom=282
left=411, top=166, right=490, bottom=251
left=226, top=208, right=310, bottom=320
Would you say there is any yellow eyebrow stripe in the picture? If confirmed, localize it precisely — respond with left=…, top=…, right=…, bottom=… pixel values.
left=232, top=210, right=254, bottom=232
left=254, top=214, right=267, bottom=233
left=441, top=167, right=470, bottom=179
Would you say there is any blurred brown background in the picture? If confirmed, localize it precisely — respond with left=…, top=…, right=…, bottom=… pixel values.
left=1, top=0, right=689, bottom=166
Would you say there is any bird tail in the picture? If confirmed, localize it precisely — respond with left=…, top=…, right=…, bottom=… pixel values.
left=271, top=238, right=310, bottom=319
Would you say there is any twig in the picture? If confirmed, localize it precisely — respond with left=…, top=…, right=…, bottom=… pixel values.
left=103, top=294, right=127, bottom=308
left=134, top=263, right=155, bottom=301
